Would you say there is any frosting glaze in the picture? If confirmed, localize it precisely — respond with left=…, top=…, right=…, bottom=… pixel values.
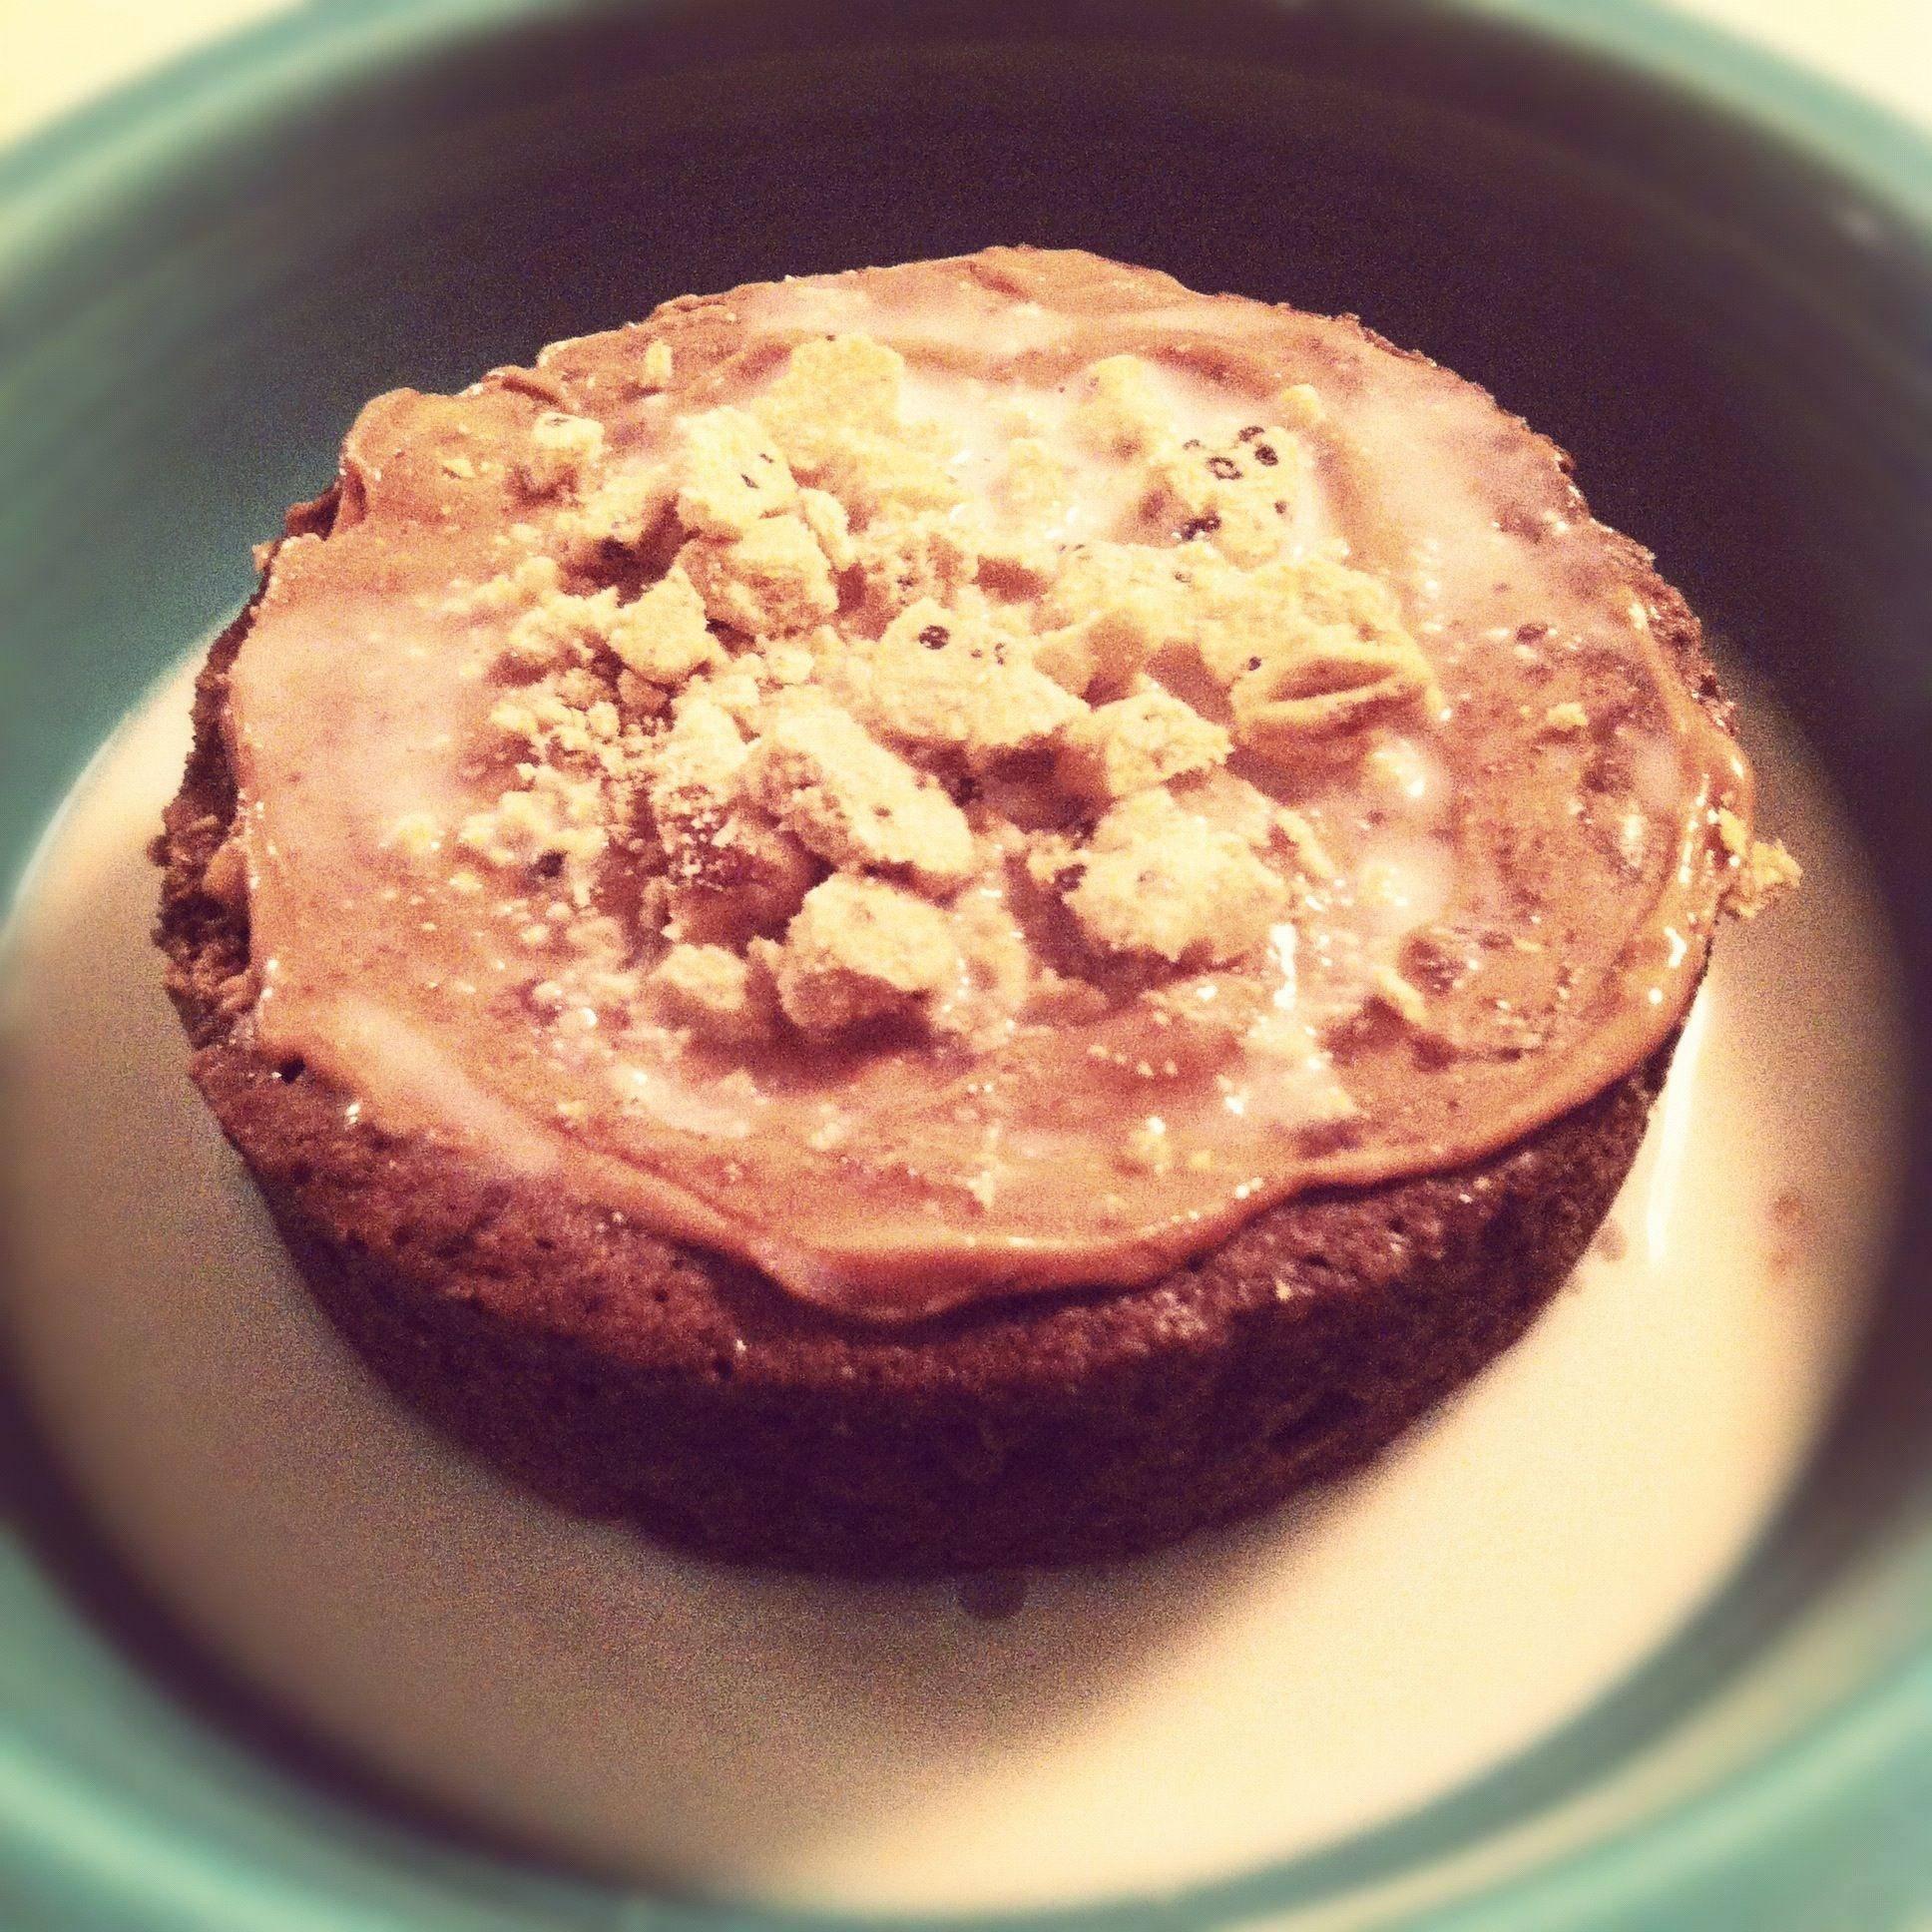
left=222, top=248, right=1766, bottom=1317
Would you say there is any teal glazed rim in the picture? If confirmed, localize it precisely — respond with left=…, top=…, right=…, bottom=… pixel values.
left=3, top=2, right=1931, bottom=1927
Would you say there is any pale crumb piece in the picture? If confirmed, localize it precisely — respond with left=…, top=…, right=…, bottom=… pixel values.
left=387, top=811, right=443, bottom=858
left=1369, top=962, right=1429, bottom=1027
left=488, top=676, right=625, bottom=766
left=1072, top=355, right=1176, bottom=457
left=556, top=463, right=676, bottom=559
left=648, top=697, right=818, bottom=945
left=440, top=453, right=477, bottom=480
left=521, top=410, right=605, bottom=497
left=639, top=338, right=675, bottom=389
left=679, top=514, right=836, bottom=636
left=744, top=701, right=976, bottom=890
left=458, top=768, right=609, bottom=873
left=650, top=943, right=774, bottom=1044
left=845, top=598, right=1082, bottom=764
left=849, top=506, right=982, bottom=618
left=666, top=811, right=818, bottom=946
left=1120, top=1115, right=1176, bottom=1176
left=758, top=640, right=816, bottom=687
left=1058, top=685, right=1230, bottom=802
left=960, top=1170, right=998, bottom=1211
left=648, top=692, right=745, bottom=813
left=819, top=431, right=960, bottom=523
left=1715, top=807, right=1802, bottom=919
left=752, top=335, right=963, bottom=520
left=766, top=874, right=961, bottom=1036
left=606, top=566, right=724, bottom=685
left=1053, top=789, right=1289, bottom=966
left=1220, top=559, right=1441, bottom=758
left=500, top=584, right=620, bottom=672
left=997, top=437, right=1071, bottom=527
left=1144, top=428, right=1307, bottom=565
left=939, top=883, right=1037, bottom=1041
left=1273, top=382, right=1324, bottom=428
left=672, top=406, right=798, bottom=538
left=691, top=663, right=764, bottom=729
left=1542, top=700, right=1590, bottom=735
left=1193, top=554, right=1378, bottom=682
left=797, top=487, right=856, bottom=570
left=555, top=1099, right=590, bottom=1128
left=1036, top=541, right=1202, bottom=696
left=444, top=554, right=565, bottom=619
left=756, top=335, right=904, bottom=451
left=1273, top=806, right=1337, bottom=882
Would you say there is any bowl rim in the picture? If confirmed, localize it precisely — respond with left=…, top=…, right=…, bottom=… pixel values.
left=2, top=1, right=1930, bottom=1926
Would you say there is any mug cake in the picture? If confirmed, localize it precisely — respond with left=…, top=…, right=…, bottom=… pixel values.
left=153, top=247, right=1795, bottom=1573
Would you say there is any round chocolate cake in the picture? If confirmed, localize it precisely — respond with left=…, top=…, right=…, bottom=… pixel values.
left=154, top=248, right=1794, bottom=1574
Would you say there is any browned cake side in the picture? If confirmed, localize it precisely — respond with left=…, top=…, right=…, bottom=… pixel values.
left=157, top=590, right=1680, bottom=1576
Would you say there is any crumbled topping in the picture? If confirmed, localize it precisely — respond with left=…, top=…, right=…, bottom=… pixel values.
left=672, top=407, right=798, bottom=538
left=1120, top=1114, right=1176, bottom=1175
left=1229, top=631, right=1439, bottom=757
left=840, top=598, right=1082, bottom=764
left=1369, top=962, right=1430, bottom=1027
left=1144, top=428, right=1307, bottom=566
left=521, top=410, right=605, bottom=497
left=1074, top=355, right=1176, bottom=458
left=647, top=699, right=818, bottom=946
left=386, top=811, right=443, bottom=859
left=744, top=699, right=976, bottom=889
left=1058, top=685, right=1229, bottom=802
left=405, top=332, right=1462, bottom=1048
left=1273, top=381, right=1325, bottom=429
left=765, top=875, right=962, bottom=1036
left=501, top=585, right=621, bottom=672
left=1035, top=543, right=1200, bottom=697
left=607, top=567, right=724, bottom=686
left=650, top=942, right=773, bottom=1044
left=1047, top=790, right=1290, bottom=966
left=855, top=506, right=986, bottom=619
left=678, top=514, right=838, bottom=636
left=1715, top=807, right=1802, bottom=919
left=398, top=322, right=1745, bottom=1090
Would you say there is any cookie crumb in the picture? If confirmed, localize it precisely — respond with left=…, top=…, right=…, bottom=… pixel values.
left=1715, top=808, right=1802, bottom=919
left=768, top=875, right=962, bottom=1036
left=521, top=410, right=605, bottom=497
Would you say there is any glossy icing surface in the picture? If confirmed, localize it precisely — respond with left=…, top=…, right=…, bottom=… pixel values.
left=223, top=249, right=1758, bottom=1314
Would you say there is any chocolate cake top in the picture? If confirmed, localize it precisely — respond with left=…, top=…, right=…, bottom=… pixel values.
left=215, top=247, right=1792, bottom=1316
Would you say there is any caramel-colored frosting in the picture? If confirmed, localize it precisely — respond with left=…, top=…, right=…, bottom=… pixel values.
left=223, top=248, right=1778, bottom=1318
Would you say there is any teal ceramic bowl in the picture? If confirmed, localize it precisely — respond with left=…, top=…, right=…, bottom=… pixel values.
left=3, top=2, right=1930, bottom=1925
